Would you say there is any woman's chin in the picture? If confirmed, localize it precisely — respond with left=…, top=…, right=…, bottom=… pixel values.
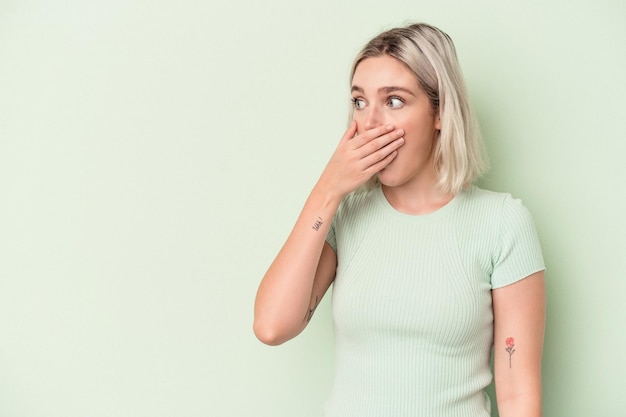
left=377, top=169, right=403, bottom=188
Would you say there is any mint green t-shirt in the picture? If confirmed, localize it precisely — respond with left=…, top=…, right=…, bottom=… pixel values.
left=325, top=185, right=545, bottom=417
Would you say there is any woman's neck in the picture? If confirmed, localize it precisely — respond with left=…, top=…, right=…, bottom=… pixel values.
left=381, top=182, right=454, bottom=215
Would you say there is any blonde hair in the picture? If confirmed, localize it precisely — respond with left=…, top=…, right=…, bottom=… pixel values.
left=351, top=23, right=488, bottom=194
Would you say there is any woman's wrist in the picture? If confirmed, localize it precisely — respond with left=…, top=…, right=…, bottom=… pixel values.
left=311, top=177, right=346, bottom=210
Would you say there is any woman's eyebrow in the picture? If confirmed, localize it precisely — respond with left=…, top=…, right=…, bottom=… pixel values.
left=379, top=86, right=416, bottom=96
left=351, top=85, right=416, bottom=96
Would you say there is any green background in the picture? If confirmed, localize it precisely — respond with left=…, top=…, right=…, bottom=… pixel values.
left=1, top=1, right=625, bottom=416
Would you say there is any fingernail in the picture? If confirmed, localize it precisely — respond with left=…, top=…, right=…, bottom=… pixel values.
left=397, top=129, right=404, bottom=135
left=386, top=124, right=393, bottom=131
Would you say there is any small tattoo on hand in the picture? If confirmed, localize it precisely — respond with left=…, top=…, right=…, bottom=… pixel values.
left=505, top=337, right=516, bottom=369
left=312, top=216, right=323, bottom=231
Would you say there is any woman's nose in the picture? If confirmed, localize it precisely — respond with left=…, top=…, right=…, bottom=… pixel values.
left=364, top=106, right=383, bottom=130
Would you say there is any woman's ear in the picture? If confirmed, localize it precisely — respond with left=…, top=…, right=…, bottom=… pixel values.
left=435, top=113, right=441, bottom=130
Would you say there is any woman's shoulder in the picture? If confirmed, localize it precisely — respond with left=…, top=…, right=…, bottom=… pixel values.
left=460, top=185, right=537, bottom=226
left=463, top=185, right=527, bottom=210
left=462, top=185, right=538, bottom=230
left=333, top=187, right=381, bottom=229
left=339, top=186, right=378, bottom=212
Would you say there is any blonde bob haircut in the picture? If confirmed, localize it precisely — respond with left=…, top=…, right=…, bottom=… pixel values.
left=351, top=23, right=488, bottom=195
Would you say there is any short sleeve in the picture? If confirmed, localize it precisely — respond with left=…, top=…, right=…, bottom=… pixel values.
left=326, top=216, right=337, bottom=252
left=491, top=195, right=545, bottom=288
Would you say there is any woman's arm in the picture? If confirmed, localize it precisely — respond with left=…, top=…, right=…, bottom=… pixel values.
left=253, top=122, right=405, bottom=345
left=252, top=187, right=340, bottom=346
left=492, top=271, right=546, bottom=417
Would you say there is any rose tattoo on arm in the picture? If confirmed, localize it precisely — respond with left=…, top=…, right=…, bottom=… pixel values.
left=505, top=337, right=516, bottom=369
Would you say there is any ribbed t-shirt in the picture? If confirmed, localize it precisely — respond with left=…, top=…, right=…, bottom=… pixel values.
left=324, top=185, right=545, bottom=417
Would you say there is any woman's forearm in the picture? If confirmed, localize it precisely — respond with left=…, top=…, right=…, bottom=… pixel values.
left=253, top=182, right=341, bottom=345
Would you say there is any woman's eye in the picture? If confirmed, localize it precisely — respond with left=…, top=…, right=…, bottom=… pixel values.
left=352, top=98, right=366, bottom=110
left=388, top=97, right=404, bottom=109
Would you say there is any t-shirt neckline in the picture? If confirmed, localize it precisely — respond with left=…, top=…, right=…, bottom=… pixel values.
left=374, top=184, right=468, bottom=223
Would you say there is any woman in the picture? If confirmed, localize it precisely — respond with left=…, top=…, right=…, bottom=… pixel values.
left=254, top=23, right=545, bottom=417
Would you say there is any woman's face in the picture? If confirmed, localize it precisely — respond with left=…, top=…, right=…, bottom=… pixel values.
left=351, top=55, right=440, bottom=189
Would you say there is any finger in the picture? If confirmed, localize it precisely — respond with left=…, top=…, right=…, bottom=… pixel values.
left=339, top=120, right=358, bottom=144
left=352, top=124, right=395, bottom=148
left=365, top=148, right=399, bottom=174
left=362, top=136, right=404, bottom=170
left=355, top=128, right=404, bottom=161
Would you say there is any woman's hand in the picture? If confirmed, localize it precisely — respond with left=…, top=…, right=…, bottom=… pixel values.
left=317, top=121, right=405, bottom=199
